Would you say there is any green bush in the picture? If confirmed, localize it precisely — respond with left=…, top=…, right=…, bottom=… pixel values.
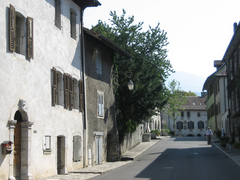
left=162, top=129, right=170, bottom=133
left=234, top=142, right=240, bottom=148
left=221, top=141, right=227, bottom=148
left=215, top=129, right=221, bottom=138
left=151, top=129, right=160, bottom=136
left=220, top=137, right=229, bottom=142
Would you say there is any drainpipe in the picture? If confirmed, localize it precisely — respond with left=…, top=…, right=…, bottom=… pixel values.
left=80, top=8, right=87, bottom=167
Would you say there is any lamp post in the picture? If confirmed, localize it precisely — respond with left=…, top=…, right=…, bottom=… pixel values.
left=128, top=80, right=134, bottom=90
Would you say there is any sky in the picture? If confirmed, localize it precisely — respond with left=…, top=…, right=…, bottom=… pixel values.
left=83, top=0, right=240, bottom=93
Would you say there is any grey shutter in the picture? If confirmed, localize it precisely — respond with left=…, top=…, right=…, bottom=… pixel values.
left=27, top=17, right=34, bottom=59
left=97, top=93, right=100, bottom=116
left=52, top=68, right=58, bottom=106
left=73, top=136, right=81, bottom=162
left=99, top=136, right=103, bottom=164
left=9, top=4, right=16, bottom=52
left=64, top=73, right=69, bottom=109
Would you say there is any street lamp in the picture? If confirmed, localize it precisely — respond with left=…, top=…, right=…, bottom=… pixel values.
left=128, top=80, right=134, bottom=90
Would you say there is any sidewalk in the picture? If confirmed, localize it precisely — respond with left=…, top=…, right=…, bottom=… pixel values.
left=42, top=136, right=240, bottom=180
left=212, top=136, right=240, bottom=167
left=42, top=136, right=164, bottom=180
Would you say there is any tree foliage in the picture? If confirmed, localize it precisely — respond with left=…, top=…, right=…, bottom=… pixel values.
left=92, top=10, right=173, bottom=141
left=165, top=80, right=187, bottom=136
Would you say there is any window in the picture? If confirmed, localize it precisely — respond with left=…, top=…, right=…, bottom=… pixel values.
left=197, top=112, right=201, bottom=117
left=70, top=9, right=76, bottom=39
left=198, top=121, right=204, bottom=129
left=95, top=49, right=102, bottom=75
left=176, top=121, right=183, bottom=129
left=55, top=0, right=61, bottom=29
left=188, top=121, right=194, bottom=129
left=187, top=111, right=190, bottom=118
left=43, top=135, right=51, bottom=152
left=73, top=136, right=82, bottom=162
left=9, top=4, right=33, bottom=59
left=97, top=91, right=104, bottom=117
left=52, top=68, right=83, bottom=112
left=181, top=111, right=184, bottom=117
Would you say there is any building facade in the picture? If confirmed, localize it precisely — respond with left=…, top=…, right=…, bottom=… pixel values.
left=0, top=0, right=100, bottom=179
left=203, top=22, right=240, bottom=142
left=203, top=62, right=228, bottom=134
left=83, top=28, right=132, bottom=165
left=169, top=96, right=207, bottom=137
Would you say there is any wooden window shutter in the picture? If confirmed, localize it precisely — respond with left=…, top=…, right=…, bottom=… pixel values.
left=52, top=68, right=58, bottom=106
left=27, top=17, right=34, bottom=59
left=64, top=73, right=70, bottom=109
left=69, top=76, right=74, bottom=110
left=9, top=4, right=16, bottom=52
left=79, top=79, right=84, bottom=112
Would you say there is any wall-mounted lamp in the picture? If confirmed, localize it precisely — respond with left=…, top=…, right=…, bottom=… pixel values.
left=128, top=80, right=134, bottom=90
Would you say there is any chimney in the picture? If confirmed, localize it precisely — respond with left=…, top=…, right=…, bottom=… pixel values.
left=201, top=92, right=207, bottom=98
left=234, top=22, right=237, bottom=34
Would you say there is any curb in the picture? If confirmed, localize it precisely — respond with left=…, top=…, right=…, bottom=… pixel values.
left=212, top=143, right=240, bottom=167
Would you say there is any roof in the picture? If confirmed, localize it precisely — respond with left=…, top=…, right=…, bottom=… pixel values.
left=73, top=0, right=101, bottom=9
left=180, top=96, right=207, bottom=111
left=84, top=28, right=132, bottom=60
left=202, top=63, right=226, bottom=91
left=222, top=22, right=240, bottom=61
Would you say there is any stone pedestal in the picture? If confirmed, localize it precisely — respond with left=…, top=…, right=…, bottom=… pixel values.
left=142, top=133, right=151, bottom=142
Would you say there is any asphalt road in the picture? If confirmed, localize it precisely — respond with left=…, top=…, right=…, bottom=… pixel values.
left=89, top=137, right=240, bottom=180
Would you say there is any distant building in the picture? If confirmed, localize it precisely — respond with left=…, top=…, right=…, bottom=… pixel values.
left=168, top=95, right=207, bottom=137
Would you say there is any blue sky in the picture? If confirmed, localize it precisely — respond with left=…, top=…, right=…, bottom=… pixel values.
left=83, top=0, right=240, bottom=92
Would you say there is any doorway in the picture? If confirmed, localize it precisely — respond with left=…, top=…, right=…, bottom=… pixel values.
left=13, top=111, right=22, bottom=179
left=57, top=136, right=66, bottom=174
left=95, top=135, right=103, bottom=165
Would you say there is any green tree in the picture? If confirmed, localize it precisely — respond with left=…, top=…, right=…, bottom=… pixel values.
left=179, top=90, right=197, bottom=97
left=92, top=10, right=173, bottom=141
left=166, top=80, right=187, bottom=136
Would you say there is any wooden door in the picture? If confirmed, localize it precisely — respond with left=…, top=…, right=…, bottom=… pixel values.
left=14, top=121, right=21, bottom=178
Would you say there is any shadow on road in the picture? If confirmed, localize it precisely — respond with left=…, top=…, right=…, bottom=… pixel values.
left=171, top=136, right=207, bottom=141
left=134, top=140, right=240, bottom=180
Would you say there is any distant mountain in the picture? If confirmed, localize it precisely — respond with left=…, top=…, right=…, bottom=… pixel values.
left=165, top=71, right=206, bottom=96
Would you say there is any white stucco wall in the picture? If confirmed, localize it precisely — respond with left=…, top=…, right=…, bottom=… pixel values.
left=169, top=111, right=208, bottom=137
left=0, top=0, right=84, bottom=179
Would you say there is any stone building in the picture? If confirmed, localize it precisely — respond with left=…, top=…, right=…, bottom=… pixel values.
left=0, top=0, right=101, bottom=179
left=83, top=28, right=132, bottom=164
